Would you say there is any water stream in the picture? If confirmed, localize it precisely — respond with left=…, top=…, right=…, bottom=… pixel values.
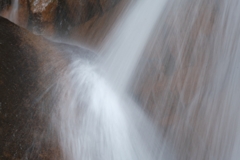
left=4, top=0, right=240, bottom=159
left=53, top=59, right=173, bottom=160
left=9, top=0, right=18, bottom=24
left=52, top=0, right=170, bottom=159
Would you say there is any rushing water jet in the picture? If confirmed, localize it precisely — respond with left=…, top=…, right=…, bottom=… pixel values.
left=101, top=0, right=168, bottom=91
left=50, top=0, right=171, bottom=159
left=3, top=0, right=240, bottom=159
left=9, top=0, right=18, bottom=23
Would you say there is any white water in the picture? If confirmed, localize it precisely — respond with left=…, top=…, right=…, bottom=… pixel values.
left=53, top=60, right=173, bottom=160
left=3, top=0, right=240, bottom=159
left=9, top=0, right=18, bottom=24
left=101, top=0, right=168, bottom=91
left=52, top=0, right=170, bottom=159
left=5, top=0, right=240, bottom=159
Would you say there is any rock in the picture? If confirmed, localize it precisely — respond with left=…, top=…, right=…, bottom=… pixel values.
left=0, top=0, right=11, bottom=12
left=28, top=0, right=58, bottom=36
left=54, top=0, right=102, bottom=37
left=17, top=0, right=29, bottom=27
left=66, top=0, right=102, bottom=25
left=1, top=0, right=125, bottom=46
left=69, top=0, right=128, bottom=48
left=0, top=16, right=95, bottom=159
left=27, top=0, right=103, bottom=36
left=0, top=0, right=11, bottom=21
left=100, top=0, right=120, bottom=12
left=0, top=16, right=65, bottom=160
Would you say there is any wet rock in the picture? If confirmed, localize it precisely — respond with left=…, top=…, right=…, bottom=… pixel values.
left=0, top=16, right=64, bottom=160
left=0, top=16, right=96, bottom=159
left=28, top=0, right=58, bottom=35
left=66, top=0, right=102, bottom=25
left=0, top=0, right=28, bottom=27
left=1, top=0, right=125, bottom=47
left=100, top=0, right=120, bottom=12
left=18, top=0, right=29, bottom=27
left=69, top=0, right=128, bottom=48
left=0, top=0, right=11, bottom=12
left=54, top=0, right=101, bottom=37
left=27, top=0, right=120, bottom=37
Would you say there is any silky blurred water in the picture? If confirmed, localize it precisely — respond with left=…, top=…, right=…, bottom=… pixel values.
left=9, top=0, right=18, bottom=23
left=39, top=0, right=240, bottom=159
left=4, top=0, right=240, bottom=159
left=52, top=0, right=170, bottom=159
left=52, top=59, right=175, bottom=160
left=132, top=0, right=240, bottom=159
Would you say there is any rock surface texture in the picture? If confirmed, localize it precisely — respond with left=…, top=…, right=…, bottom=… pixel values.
left=0, top=0, right=125, bottom=47
left=0, top=16, right=93, bottom=160
left=0, top=16, right=63, bottom=160
left=2, top=0, right=239, bottom=160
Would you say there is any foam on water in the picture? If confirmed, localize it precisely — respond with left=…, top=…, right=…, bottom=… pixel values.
left=51, top=0, right=170, bottom=159
left=52, top=60, right=173, bottom=160
left=8, top=0, right=240, bottom=159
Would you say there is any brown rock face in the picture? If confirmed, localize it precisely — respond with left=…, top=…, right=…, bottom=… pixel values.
left=26, top=0, right=123, bottom=38
left=69, top=0, right=128, bottom=47
left=18, top=0, right=29, bottom=27
left=0, top=0, right=28, bottom=27
left=28, top=0, right=58, bottom=35
left=54, top=0, right=102, bottom=37
left=0, top=16, right=95, bottom=160
left=100, top=0, right=120, bottom=12
left=54, top=0, right=125, bottom=41
left=65, top=0, right=101, bottom=25
left=0, top=0, right=124, bottom=46
left=0, top=0, right=124, bottom=43
left=0, top=16, right=63, bottom=160
left=0, top=0, right=11, bottom=12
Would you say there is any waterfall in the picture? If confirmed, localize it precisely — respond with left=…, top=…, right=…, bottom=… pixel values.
left=9, top=0, right=18, bottom=24
left=53, top=60, right=174, bottom=160
left=52, top=0, right=170, bottom=159
left=5, top=0, right=240, bottom=159
left=101, top=0, right=168, bottom=91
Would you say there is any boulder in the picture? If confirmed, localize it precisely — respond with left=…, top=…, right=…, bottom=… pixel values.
left=1, top=0, right=124, bottom=46
left=54, top=0, right=124, bottom=39
left=0, top=16, right=93, bottom=160
left=0, top=16, right=64, bottom=160
left=131, top=0, right=236, bottom=160
left=0, top=0, right=28, bottom=28
left=26, top=0, right=123, bottom=38
left=17, top=0, right=29, bottom=27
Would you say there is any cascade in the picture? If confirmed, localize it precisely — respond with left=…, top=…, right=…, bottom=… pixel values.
left=9, top=0, right=18, bottom=24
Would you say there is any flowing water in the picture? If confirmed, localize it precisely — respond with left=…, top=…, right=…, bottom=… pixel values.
left=53, top=59, right=173, bottom=160
left=4, top=0, right=240, bottom=159
left=52, top=0, right=170, bottom=159
left=9, top=0, right=18, bottom=23
left=131, top=0, right=240, bottom=159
